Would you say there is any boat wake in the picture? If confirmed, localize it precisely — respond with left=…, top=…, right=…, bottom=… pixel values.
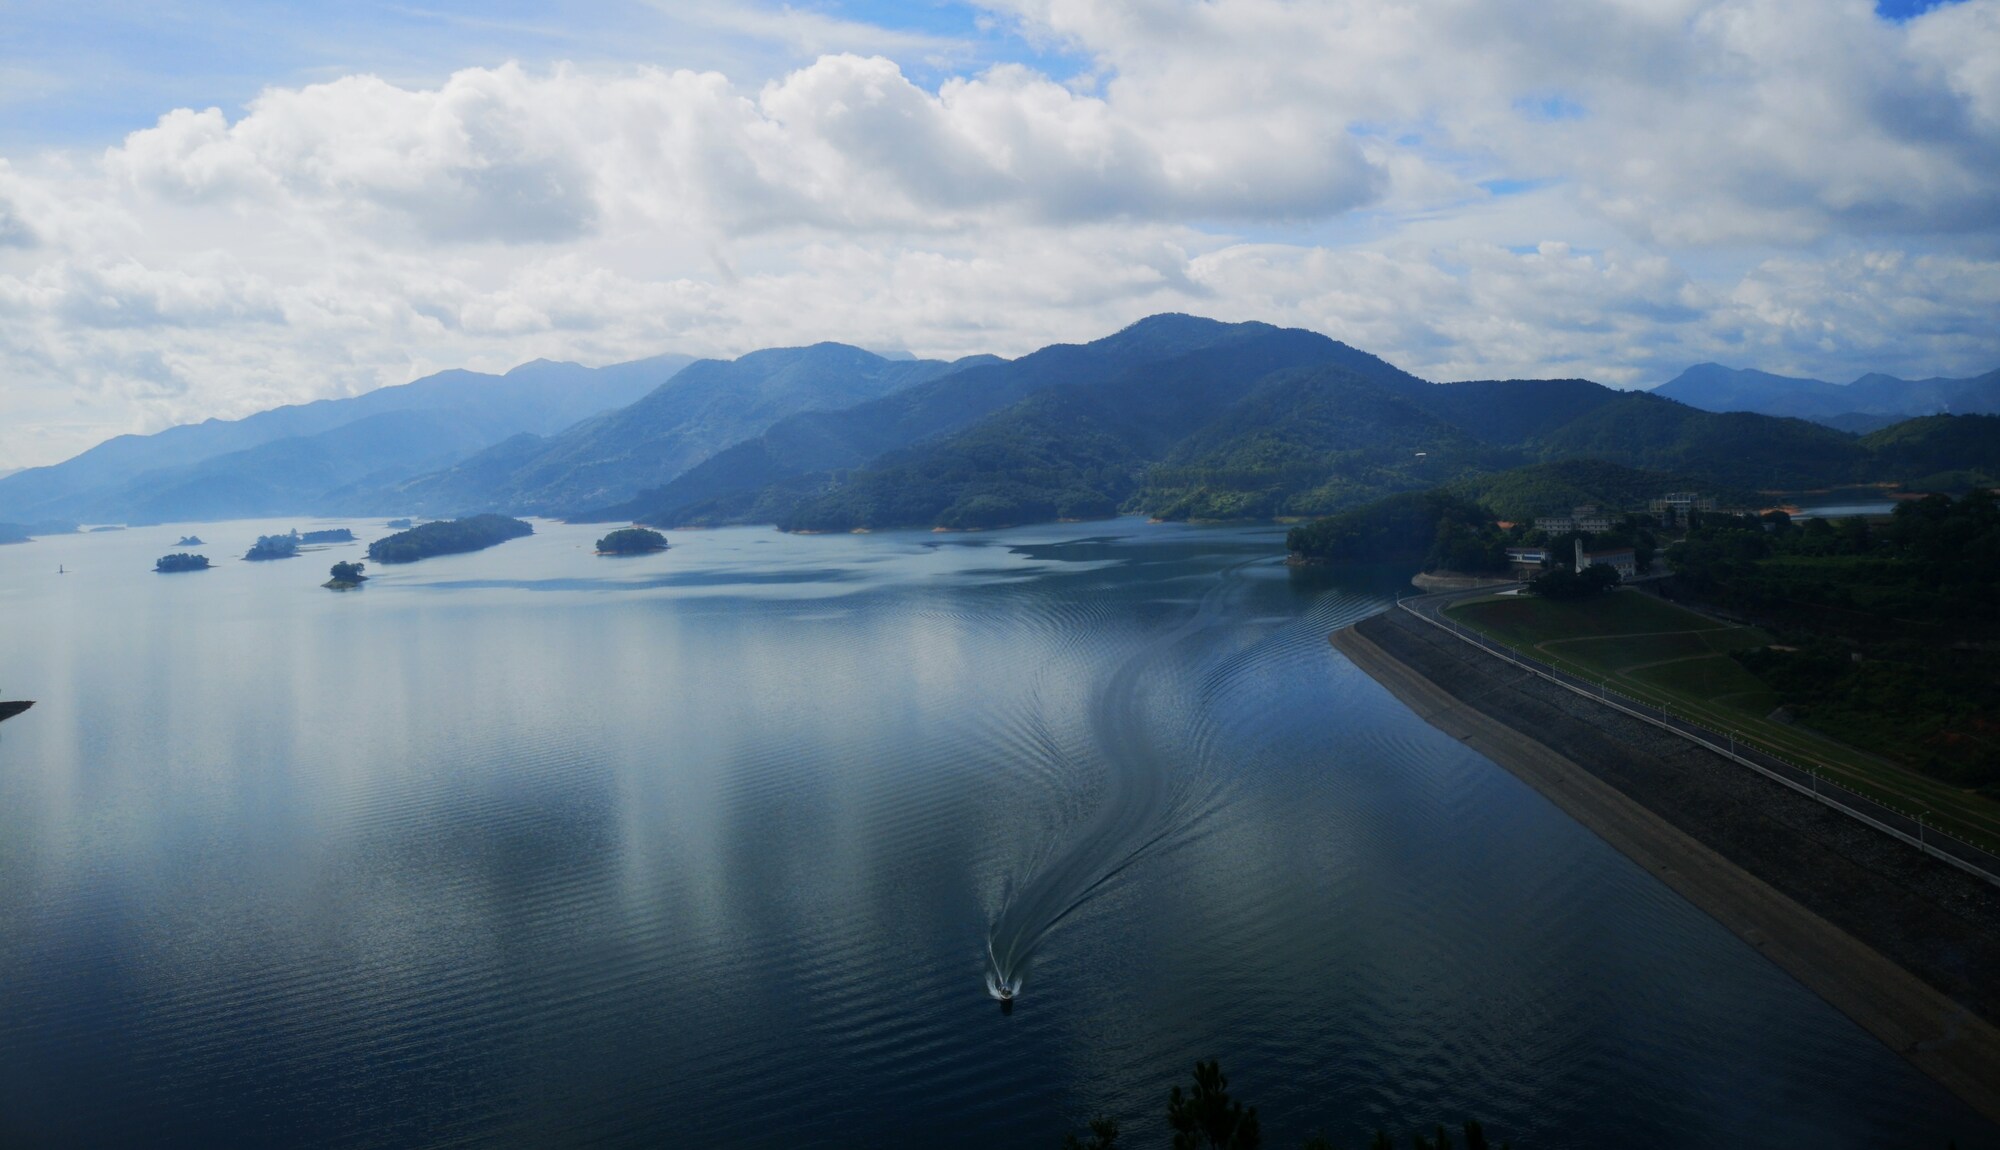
left=984, top=565, right=1247, bottom=1002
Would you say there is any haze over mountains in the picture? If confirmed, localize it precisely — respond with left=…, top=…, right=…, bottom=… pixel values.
left=378, top=345, right=996, bottom=518
left=4, top=316, right=1996, bottom=536
left=0, top=354, right=693, bottom=525
left=1653, top=363, right=2000, bottom=432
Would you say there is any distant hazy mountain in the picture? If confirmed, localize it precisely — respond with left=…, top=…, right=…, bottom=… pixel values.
left=1653, top=362, right=2000, bottom=425
left=377, top=343, right=994, bottom=517
left=0, top=354, right=692, bottom=523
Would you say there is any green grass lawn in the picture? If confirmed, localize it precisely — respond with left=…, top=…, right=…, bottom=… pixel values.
left=1445, top=589, right=2000, bottom=856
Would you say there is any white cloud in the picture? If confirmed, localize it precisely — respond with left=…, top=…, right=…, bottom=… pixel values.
left=4, top=2, right=2000, bottom=469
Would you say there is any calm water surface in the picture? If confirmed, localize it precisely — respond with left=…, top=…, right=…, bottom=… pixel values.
left=0, top=519, right=1989, bottom=1148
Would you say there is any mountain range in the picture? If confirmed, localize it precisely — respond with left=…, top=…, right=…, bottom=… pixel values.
left=1652, top=363, right=2000, bottom=431
left=0, top=354, right=693, bottom=525
left=5, top=316, right=1995, bottom=535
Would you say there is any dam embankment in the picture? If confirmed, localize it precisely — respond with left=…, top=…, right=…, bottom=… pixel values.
left=1336, top=608, right=2000, bottom=1125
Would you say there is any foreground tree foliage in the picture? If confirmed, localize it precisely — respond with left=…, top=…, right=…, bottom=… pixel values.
left=367, top=514, right=533, bottom=564
left=1065, top=1062, right=1511, bottom=1150
left=1169, top=1060, right=1262, bottom=1149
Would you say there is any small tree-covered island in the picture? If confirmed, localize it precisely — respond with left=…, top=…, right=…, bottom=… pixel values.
left=154, top=552, right=212, bottom=573
left=367, top=514, right=533, bottom=564
left=323, top=561, right=367, bottom=590
left=175, top=535, right=204, bottom=546
left=244, top=531, right=301, bottom=561
left=595, top=527, right=668, bottom=555
left=300, top=528, right=356, bottom=544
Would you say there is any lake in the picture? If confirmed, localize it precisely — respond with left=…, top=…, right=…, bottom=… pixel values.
left=0, top=519, right=1990, bottom=1148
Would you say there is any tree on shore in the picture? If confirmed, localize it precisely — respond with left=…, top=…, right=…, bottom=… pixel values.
left=1527, top=564, right=1619, bottom=600
left=1065, top=1062, right=1509, bottom=1150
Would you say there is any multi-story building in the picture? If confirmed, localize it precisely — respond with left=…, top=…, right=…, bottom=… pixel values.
left=1534, top=504, right=1614, bottom=535
left=1648, top=492, right=1716, bottom=523
left=1575, top=538, right=1638, bottom=578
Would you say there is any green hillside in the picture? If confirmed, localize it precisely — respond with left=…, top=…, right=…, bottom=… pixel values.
left=1535, top=393, right=1869, bottom=487
left=1136, top=366, right=1512, bottom=520
left=1445, top=459, right=1756, bottom=522
left=610, top=316, right=1365, bottom=528
left=777, top=327, right=1350, bottom=531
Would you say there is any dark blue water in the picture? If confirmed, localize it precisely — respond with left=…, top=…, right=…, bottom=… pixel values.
left=0, top=519, right=1989, bottom=1148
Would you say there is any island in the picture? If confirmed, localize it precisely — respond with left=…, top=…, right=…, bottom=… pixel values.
left=385, top=518, right=414, bottom=529
left=596, top=527, right=668, bottom=555
left=301, top=528, right=356, bottom=544
left=0, top=523, right=30, bottom=545
left=323, top=560, right=368, bottom=590
left=244, top=531, right=301, bottom=561
left=155, top=553, right=212, bottom=573
left=366, top=514, right=533, bottom=564
left=176, top=535, right=205, bottom=546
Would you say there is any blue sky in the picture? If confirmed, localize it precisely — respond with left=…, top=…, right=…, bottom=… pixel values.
left=1, top=0, right=1998, bottom=468
left=0, top=2, right=1089, bottom=149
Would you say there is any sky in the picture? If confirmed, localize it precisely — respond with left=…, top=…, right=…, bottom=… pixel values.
left=2, top=0, right=1998, bottom=469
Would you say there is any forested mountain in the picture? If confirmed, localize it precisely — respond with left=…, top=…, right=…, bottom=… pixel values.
left=1132, top=364, right=1509, bottom=520
left=18, top=313, right=1999, bottom=535
left=773, top=328, right=1355, bottom=531
left=1531, top=393, right=1869, bottom=488
left=1654, top=362, right=2000, bottom=426
left=1444, top=459, right=1755, bottom=523
left=1857, top=413, right=2000, bottom=487
left=1399, top=377, right=1624, bottom=445
left=595, top=319, right=1999, bottom=535
left=379, top=343, right=988, bottom=517
left=596, top=315, right=1383, bottom=526
left=0, top=354, right=691, bottom=524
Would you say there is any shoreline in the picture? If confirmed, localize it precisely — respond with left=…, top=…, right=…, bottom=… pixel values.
left=1332, top=612, right=2000, bottom=1126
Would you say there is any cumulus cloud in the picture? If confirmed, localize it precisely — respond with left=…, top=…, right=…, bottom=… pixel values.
left=3, top=1, right=2000, bottom=468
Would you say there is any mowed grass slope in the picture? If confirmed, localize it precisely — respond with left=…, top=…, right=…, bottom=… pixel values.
left=1446, top=590, right=2000, bottom=856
